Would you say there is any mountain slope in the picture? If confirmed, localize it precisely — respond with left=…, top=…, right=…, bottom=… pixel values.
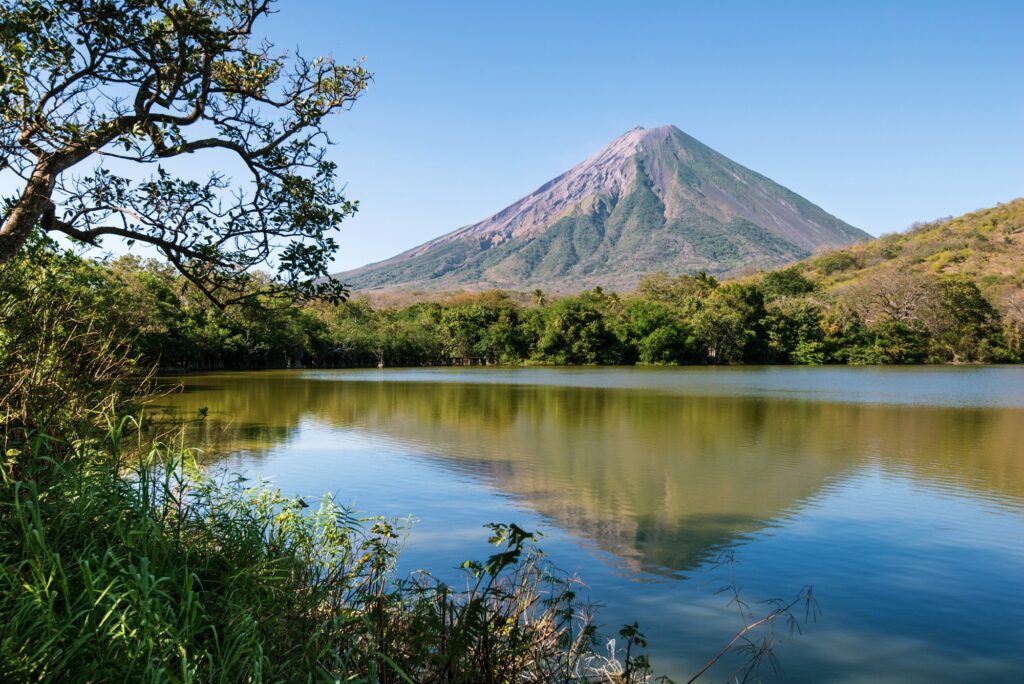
left=339, top=125, right=869, bottom=292
left=802, top=198, right=1024, bottom=300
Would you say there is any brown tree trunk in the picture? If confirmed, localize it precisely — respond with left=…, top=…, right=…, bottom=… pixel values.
left=0, top=168, right=55, bottom=264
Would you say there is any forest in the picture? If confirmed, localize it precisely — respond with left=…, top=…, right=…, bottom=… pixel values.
left=9, top=235, right=1016, bottom=373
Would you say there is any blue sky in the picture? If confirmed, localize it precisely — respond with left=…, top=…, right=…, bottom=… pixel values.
left=8, top=1, right=1024, bottom=271
left=276, top=0, right=1023, bottom=270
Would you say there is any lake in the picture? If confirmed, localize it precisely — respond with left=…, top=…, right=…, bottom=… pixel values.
left=152, top=366, right=1024, bottom=683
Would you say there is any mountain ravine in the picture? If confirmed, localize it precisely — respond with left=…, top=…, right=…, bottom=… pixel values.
left=336, top=125, right=871, bottom=292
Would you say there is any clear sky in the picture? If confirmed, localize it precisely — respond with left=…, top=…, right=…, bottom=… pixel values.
left=282, top=0, right=1024, bottom=270
left=9, top=1, right=1024, bottom=271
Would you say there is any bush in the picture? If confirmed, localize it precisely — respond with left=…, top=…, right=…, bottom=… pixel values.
left=760, top=267, right=816, bottom=299
left=0, top=419, right=654, bottom=683
left=815, top=252, right=860, bottom=275
left=791, top=340, right=827, bottom=365
left=845, top=321, right=927, bottom=365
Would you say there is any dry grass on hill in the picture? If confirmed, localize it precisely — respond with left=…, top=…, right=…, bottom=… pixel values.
left=802, top=198, right=1024, bottom=308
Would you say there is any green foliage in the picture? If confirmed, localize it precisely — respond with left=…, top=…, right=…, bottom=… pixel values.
left=0, top=238, right=144, bottom=449
left=815, top=252, right=861, bottom=275
left=638, top=271, right=718, bottom=309
left=762, top=298, right=827, bottom=364
left=0, top=421, right=647, bottom=683
left=791, top=340, right=827, bottom=365
left=4, top=239, right=1018, bottom=382
left=1, top=0, right=369, bottom=302
left=931, top=275, right=1002, bottom=362
left=845, top=321, right=928, bottom=365
left=439, top=292, right=528, bottom=363
left=760, top=267, right=816, bottom=299
left=534, top=292, right=622, bottom=365
left=690, top=287, right=761, bottom=365
left=611, top=298, right=694, bottom=364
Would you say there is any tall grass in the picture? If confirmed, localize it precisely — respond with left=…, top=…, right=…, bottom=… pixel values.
left=1, top=237, right=146, bottom=462
left=0, top=418, right=655, bottom=683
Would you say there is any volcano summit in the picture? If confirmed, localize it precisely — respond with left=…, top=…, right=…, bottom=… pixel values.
left=337, top=125, right=869, bottom=292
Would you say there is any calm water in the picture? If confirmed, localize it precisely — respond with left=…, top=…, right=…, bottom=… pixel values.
left=153, top=367, right=1024, bottom=683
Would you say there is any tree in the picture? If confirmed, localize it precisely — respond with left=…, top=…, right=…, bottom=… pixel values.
left=1004, top=289, right=1024, bottom=327
left=761, top=297, right=826, bottom=363
left=637, top=271, right=717, bottom=308
left=1001, top=289, right=1024, bottom=359
left=440, top=304, right=491, bottom=362
left=0, top=0, right=369, bottom=305
left=814, top=252, right=860, bottom=275
left=865, top=319, right=927, bottom=364
left=691, top=297, right=749, bottom=364
left=535, top=295, right=621, bottom=365
left=690, top=285, right=764, bottom=364
left=760, top=266, right=816, bottom=300
left=929, top=275, right=1000, bottom=362
left=847, top=270, right=936, bottom=330
left=611, top=297, right=693, bottom=364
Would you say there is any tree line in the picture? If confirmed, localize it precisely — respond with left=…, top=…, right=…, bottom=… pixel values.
left=15, top=240, right=1017, bottom=372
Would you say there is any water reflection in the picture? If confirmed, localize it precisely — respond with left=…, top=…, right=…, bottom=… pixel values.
left=150, top=368, right=1024, bottom=682
left=153, top=370, right=1024, bottom=575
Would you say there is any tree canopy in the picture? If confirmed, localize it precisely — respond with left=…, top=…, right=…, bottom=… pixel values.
left=0, top=0, right=369, bottom=304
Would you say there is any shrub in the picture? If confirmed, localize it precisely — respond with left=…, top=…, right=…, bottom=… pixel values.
left=760, top=267, right=816, bottom=299
left=815, top=252, right=860, bottom=275
left=0, top=420, right=653, bottom=683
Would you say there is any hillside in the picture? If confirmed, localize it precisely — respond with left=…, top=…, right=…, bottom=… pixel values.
left=801, top=198, right=1024, bottom=305
left=337, top=125, right=869, bottom=293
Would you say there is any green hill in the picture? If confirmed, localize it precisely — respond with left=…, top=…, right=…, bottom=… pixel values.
left=800, top=198, right=1024, bottom=308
